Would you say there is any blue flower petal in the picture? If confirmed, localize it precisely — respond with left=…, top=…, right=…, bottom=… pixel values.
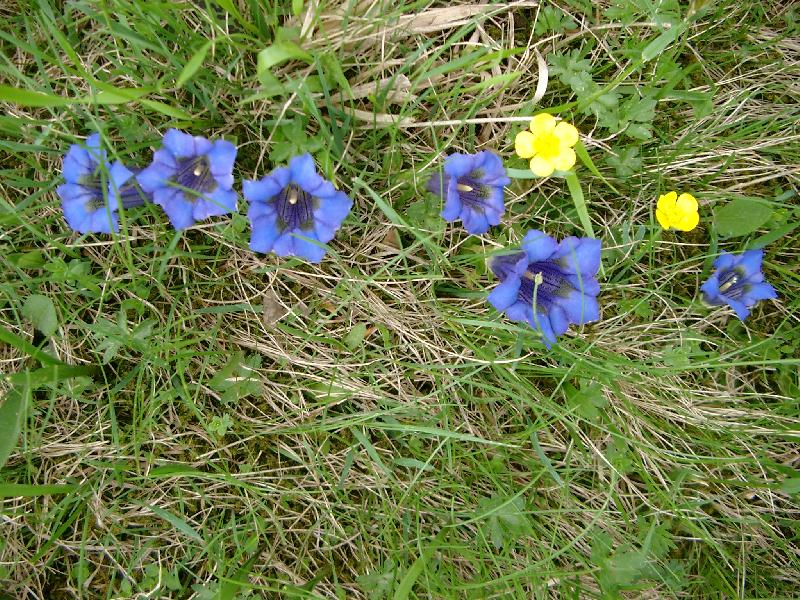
left=461, top=207, right=489, bottom=234
left=207, top=140, right=237, bottom=189
left=316, top=191, right=352, bottom=227
left=426, top=172, right=445, bottom=198
left=155, top=188, right=195, bottom=230
left=726, top=297, right=750, bottom=321
left=108, top=161, right=133, bottom=200
left=86, top=207, right=119, bottom=234
left=700, top=275, right=721, bottom=301
left=292, top=232, right=327, bottom=263
left=747, top=282, right=778, bottom=302
left=554, top=237, right=602, bottom=276
left=290, top=154, right=326, bottom=194
left=272, top=230, right=297, bottom=257
left=737, top=249, right=764, bottom=279
left=474, top=151, right=510, bottom=186
left=137, top=159, right=174, bottom=193
left=443, top=153, right=475, bottom=178
left=533, top=311, right=556, bottom=348
left=564, top=274, right=600, bottom=296
left=248, top=201, right=277, bottom=222
left=548, top=305, right=570, bottom=337
left=440, top=183, right=462, bottom=221
left=558, top=289, right=600, bottom=325
left=505, top=301, right=533, bottom=326
left=712, top=252, right=735, bottom=271
left=487, top=278, right=521, bottom=311
left=521, top=230, right=559, bottom=263
left=193, top=188, right=237, bottom=220
left=62, top=147, right=93, bottom=183
left=163, top=128, right=199, bottom=158
left=243, top=174, right=286, bottom=203
left=249, top=216, right=281, bottom=253
left=489, top=253, right=528, bottom=282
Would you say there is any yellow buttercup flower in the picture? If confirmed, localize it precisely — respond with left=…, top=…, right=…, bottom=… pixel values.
left=514, top=113, right=579, bottom=177
left=656, top=191, right=699, bottom=232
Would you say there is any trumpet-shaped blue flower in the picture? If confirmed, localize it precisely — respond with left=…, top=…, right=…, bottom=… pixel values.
left=487, top=230, right=601, bottom=348
left=137, top=129, right=237, bottom=230
left=700, top=249, right=777, bottom=320
left=243, top=154, right=353, bottom=263
left=57, top=133, right=147, bottom=234
left=427, top=151, right=510, bottom=234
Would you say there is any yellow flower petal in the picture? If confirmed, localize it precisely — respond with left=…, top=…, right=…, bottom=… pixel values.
left=529, top=113, right=556, bottom=134
left=676, top=211, right=699, bottom=232
left=515, top=130, right=536, bottom=159
left=552, top=147, right=576, bottom=172
left=554, top=121, right=579, bottom=147
left=657, top=191, right=677, bottom=212
left=530, top=156, right=555, bottom=177
left=656, top=208, right=671, bottom=230
left=676, top=193, right=698, bottom=213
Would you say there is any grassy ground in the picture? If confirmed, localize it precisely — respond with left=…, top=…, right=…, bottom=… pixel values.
left=1, top=0, right=799, bottom=598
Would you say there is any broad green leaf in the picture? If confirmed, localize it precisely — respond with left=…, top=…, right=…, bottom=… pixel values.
left=0, top=483, right=77, bottom=497
left=142, top=503, right=203, bottom=542
left=0, top=386, right=28, bottom=470
left=506, top=167, right=539, bottom=179
left=781, top=477, right=800, bottom=495
left=393, top=551, right=429, bottom=600
left=0, top=325, right=63, bottom=366
left=257, top=41, right=312, bottom=77
left=22, top=294, right=57, bottom=336
left=0, top=85, right=72, bottom=107
left=176, top=40, right=213, bottom=89
left=345, top=323, right=368, bottom=350
left=565, top=171, right=596, bottom=238
left=714, top=198, right=773, bottom=238
left=642, top=26, right=681, bottom=62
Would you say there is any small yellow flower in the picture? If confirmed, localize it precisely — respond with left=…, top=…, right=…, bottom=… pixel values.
left=514, top=113, right=579, bottom=177
left=656, top=191, right=699, bottom=232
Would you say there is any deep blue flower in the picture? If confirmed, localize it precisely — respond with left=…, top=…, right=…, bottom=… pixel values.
left=137, top=128, right=237, bottom=230
left=243, top=154, right=353, bottom=263
left=57, top=133, right=147, bottom=234
left=700, top=249, right=777, bottom=320
left=427, top=151, right=510, bottom=234
left=487, top=230, right=601, bottom=348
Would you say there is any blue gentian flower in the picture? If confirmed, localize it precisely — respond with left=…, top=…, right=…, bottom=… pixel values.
left=487, top=230, right=601, bottom=348
left=57, top=133, right=147, bottom=234
left=700, top=249, right=778, bottom=320
left=427, top=151, right=510, bottom=234
left=137, top=128, right=237, bottom=230
left=243, top=154, right=353, bottom=263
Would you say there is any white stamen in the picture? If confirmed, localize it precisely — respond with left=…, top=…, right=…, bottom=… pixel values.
left=719, top=275, right=738, bottom=293
left=524, top=271, right=543, bottom=284
left=288, top=189, right=299, bottom=205
left=456, top=183, right=474, bottom=193
left=193, top=165, right=203, bottom=176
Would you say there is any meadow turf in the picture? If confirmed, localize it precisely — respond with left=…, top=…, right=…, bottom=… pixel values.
left=1, top=0, right=799, bottom=598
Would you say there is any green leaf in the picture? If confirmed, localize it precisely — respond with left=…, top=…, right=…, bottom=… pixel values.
left=0, top=85, right=72, bottom=107
left=176, top=40, right=212, bottom=89
left=781, top=477, right=800, bottom=495
left=22, top=294, right=57, bottom=336
left=0, top=325, right=63, bottom=366
left=0, top=483, right=78, bottom=498
left=642, top=26, right=681, bottom=62
left=505, top=167, right=540, bottom=180
left=257, top=41, right=313, bottom=77
left=345, top=323, right=368, bottom=350
left=714, top=198, right=774, bottom=238
left=575, top=140, right=620, bottom=194
left=0, top=386, right=28, bottom=470
left=565, top=171, right=596, bottom=239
